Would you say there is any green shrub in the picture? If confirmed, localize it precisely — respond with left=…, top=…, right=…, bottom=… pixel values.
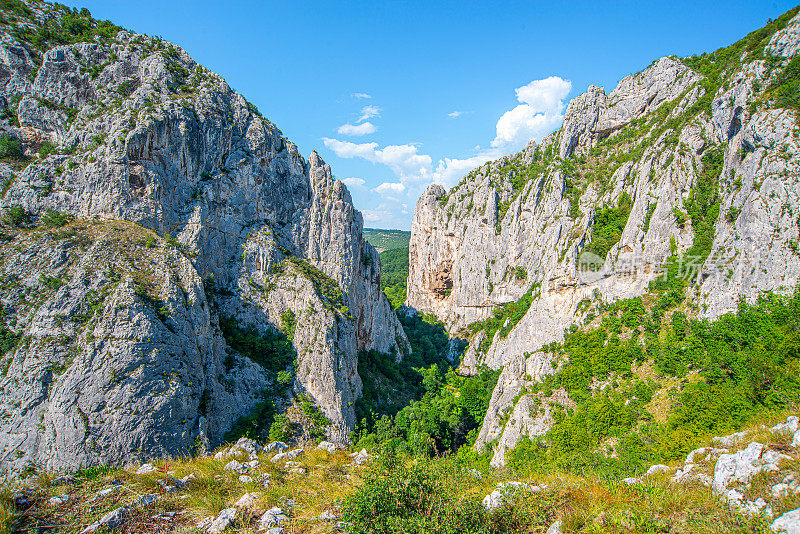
left=39, top=274, right=63, bottom=290
left=38, top=142, right=56, bottom=158
left=583, top=192, right=632, bottom=259
left=276, top=370, right=293, bottom=386
left=225, top=397, right=275, bottom=442
left=6, top=205, right=26, bottom=227
left=0, top=135, right=22, bottom=159
left=684, top=146, right=723, bottom=263
left=341, top=454, right=487, bottom=534
left=40, top=209, right=72, bottom=228
left=218, top=317, right=295, bottom=374
left=268, top=413, right=296, bottom=442
left=280, top=309, right=296, bottom=341
left=507, top=290, right=800, bottom=474
left=467, top=282, right=541, bottom=352
left=766, top=52, right=800, bottom=113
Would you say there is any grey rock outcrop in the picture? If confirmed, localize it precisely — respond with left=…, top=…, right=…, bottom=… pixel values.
left=409, top=11, right=800, bottom=461
left=0, top=3, right=406, bottom=476
left=713, top=442, right=789, bottom=493
left=772, top=507, right=800, bottom=534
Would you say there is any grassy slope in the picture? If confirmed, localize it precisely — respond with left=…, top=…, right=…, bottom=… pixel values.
left=4, top=411, right=799, bottom=534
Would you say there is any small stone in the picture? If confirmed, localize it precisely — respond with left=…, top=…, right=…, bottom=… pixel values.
left=95, top=485, right=121, bottom=499
left=264, top=442, right=288, bottom=453
left=713, top=431, right=747, bottom=447
left=239, top=475, right=254, bottom=484
left=136, top=494, right=159, bottom=507
left=622, top=477, right=640, bottom=485
left=771, top=507, right=800, bottom=534
left=771, top=416, right=799, bottom=435
left=271, top=449, right=304, bottom=463
left=234, top=492, right=261, bottom=509
left=232, top=437, right=261, bottom=455
left=208, top=507, right=237, bottom=534
left=317, top=441, right=337, bottom=453
left=49, top=494, right=69, bottom=506
left=319, top=510, right=337, bottom=520
left=224, top=460, right=243, bottom=472
left=546, top=520, right=562, bottom=534
left=645, top=464, right=671, bottom=477
left=259, top=506, right=288, bottom=529
left=81, top=506, right=128, bottom=532
left=136, top=463, right=157, bottom=475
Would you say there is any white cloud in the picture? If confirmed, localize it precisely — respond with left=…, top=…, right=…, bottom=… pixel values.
left=374, top=182, right=405, bottom=196
left=362, top=209, right=383, bottom=222
left=352, top=92, right=372, bottom=99
left=491, top=76, right=572, bottom=150
left=323, top=138, right=432, bottom=180
left=337, top=121, right=377, bottom=136
left=342, top=177, right=365, bottom=188
left=323, top=76, right=571, bottom=227
left=357, top=105, right=381, bottom=123
left=362, top=206, right=395, bottom=225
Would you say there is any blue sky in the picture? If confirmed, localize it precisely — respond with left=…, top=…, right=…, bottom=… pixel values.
left=64, top=0, right=798, bottom=229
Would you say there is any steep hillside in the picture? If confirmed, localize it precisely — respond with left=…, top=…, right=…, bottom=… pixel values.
left=0, top=0, right=407, bottom=476
left=361, top=228, right=410, bottom=252
left=408, top=8, right=800, bottom=463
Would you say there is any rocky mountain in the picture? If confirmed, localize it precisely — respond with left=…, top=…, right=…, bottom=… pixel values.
left=408, top=8, right=800, bottom=466
left=0, top=1, right=407, bottom=475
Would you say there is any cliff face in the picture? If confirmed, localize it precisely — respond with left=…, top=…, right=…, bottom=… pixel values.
left=0, top=2, right=406, bottom=474
left=408, top=10, right=800, bottom=465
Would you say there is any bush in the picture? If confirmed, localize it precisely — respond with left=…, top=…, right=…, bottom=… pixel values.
left=507, top=290, right=800, bottom=474
left=225, top=398, right=275, bottom=442
left=218, top=317, right=295, bottom=374
left=6, top=205, right=26, bottom=227
left=583, top=192, right=632, bottom=259
left=0, top=135, right=22, bottom=159
left=268, top=413, right=296, bottom=442
left=40, top=209, right=72, bottom=228
left=341, top=454, right=487, bottom=534
left=280, top=309, right=296, bottom=341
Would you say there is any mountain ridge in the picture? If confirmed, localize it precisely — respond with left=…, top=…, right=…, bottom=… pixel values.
left=407, top=6, right=800, bottom=466
left=0, top=0, right=407, bottom=475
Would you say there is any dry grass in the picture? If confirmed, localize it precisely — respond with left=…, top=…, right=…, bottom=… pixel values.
left=1, top=482, right=13, bottom=534
left=5, top=411, right=800, bottom=533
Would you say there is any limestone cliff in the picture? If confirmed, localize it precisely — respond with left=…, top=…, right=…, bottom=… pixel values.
left=408, top=9, right=800, bottom=465
left=0, top=1, right=406, bottom=475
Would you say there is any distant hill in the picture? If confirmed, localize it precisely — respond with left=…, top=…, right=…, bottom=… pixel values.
left=363, top=228, right=411, bottom=251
